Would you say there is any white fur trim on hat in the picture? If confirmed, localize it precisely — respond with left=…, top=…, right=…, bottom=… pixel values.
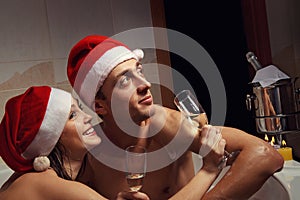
left=78, top=46, right=144, bottom=109
left=22, top=88, right=72, bottom=160
left=132, top=49, right=144, bottom=60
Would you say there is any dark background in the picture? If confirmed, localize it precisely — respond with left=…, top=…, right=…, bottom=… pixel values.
left=163, top=0, right=257, bottom=134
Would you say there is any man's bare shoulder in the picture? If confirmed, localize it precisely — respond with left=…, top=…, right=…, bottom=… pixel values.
left=151, top=105, right=181, bottom=123
left=159, top=105, right=180, bottom=115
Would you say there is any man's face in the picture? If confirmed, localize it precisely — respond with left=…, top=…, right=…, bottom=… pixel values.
left=99, top=59, right=153, bottom=123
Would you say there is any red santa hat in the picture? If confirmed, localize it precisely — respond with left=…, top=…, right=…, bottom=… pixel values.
left=67, top=35, right=144, bottom=109
left=0, top=86, right=71, bottom=172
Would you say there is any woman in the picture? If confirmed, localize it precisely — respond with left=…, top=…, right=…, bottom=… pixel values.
left=0, top=86, right=149, bottom=200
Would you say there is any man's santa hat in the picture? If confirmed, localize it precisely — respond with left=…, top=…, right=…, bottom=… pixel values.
left=67, top=35, right=144, bottom=109
left=0, top=86, right=71, bottom=172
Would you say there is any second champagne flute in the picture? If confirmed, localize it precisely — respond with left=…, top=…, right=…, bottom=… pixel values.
left=125, top=145, right=147, bottom=192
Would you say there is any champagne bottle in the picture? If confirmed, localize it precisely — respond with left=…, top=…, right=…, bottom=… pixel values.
left=246, top=52, right=262, bottom=71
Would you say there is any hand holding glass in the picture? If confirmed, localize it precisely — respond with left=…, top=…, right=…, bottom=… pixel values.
left=174, top=90, right=237, bottom=169
left=125, top=145, right=146, bottom=192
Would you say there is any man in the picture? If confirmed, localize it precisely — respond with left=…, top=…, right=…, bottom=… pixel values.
left=67, top=35, right=284, bottom=200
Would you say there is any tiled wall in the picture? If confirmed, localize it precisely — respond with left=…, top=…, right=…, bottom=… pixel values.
left=2, top=0, right=298, bottom=123
left=0, top=0, right=154, bottom=119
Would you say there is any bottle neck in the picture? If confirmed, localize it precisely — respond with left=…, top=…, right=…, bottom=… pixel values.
left=246, top=52, right=262, bottom=71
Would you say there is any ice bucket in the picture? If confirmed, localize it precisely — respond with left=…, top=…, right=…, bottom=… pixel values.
left=246, top=78, right=300, bottom=134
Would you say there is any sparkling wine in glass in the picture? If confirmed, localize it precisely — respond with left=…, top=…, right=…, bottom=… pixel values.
left=174, top=90, right=238, bottom=169
left=125, top=145, right=146, bottom=192
left=174, top=90, right=208, bottom=127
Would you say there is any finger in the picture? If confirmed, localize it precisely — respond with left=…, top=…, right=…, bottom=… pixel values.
left=117, top=191, right=150, bottom=200
left=199, top=125, right=222, bottom=156
left=207, top=126, right=222, bottom=149
left=200, top=125, right=210, bottom=142
left=210, top=131, right=222, bottom=149
left=116, top=191, right=129, bottom=200
left=198, top=125, right=210, bottom=156
left=217, top=139, right=227, bottom=170
left=218, top=138, right=226, bottom=155
left=116, top=191, right=133, bottom=200
left=201, top=125, right=210, bottom=136
left=130, top=192, right=150, bottom=200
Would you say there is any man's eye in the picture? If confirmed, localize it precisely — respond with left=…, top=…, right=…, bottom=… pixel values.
left=119, top=76, right=130, bottom=87
left=69, top=111, right=77, bottom=119
left=137, top=68, right=144, bottom=76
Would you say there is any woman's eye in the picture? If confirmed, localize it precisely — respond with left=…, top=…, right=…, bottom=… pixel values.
left=69, top=111, right=77, bottom=119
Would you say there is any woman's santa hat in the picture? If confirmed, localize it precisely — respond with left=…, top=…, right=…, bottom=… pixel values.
left=67, top=35, right=144, bottom=109
left=0, top=86, right=71, bottom=172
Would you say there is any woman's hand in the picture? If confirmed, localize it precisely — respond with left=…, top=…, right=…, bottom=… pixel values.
left=116, top=191, right=150, bottom=200
left=200, top=125, right=226, bottom=173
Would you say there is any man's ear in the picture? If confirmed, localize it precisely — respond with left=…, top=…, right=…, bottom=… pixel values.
left=94, top=99, right=108, bottom=115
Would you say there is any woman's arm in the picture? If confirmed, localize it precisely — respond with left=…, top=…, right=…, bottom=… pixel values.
left=169, top=127, right=226, bottom=200
left=169, top=168, right=219, bottom=200
left=19, top=170, right=149, bottom=200
left=45, top=176, right=149, bottom=200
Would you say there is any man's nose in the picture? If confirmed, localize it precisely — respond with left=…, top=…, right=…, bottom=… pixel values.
left=135, top=76, right=151, bottom=93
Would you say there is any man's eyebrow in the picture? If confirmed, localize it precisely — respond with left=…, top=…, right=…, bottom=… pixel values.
left=113, top=61, right=141, bottom=84
left=111, top=69, right=130, bottom=87
left=115, top=69, right=130, bottom=79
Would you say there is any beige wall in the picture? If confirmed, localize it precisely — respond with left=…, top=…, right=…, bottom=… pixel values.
left=0, top=0, right=154, bottom=119
left=3, top=0, right=298, bottom=122
left=266, top=0, right=300, bottom=87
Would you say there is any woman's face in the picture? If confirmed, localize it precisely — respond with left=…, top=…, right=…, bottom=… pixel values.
left=60, top=97, right=101, bottom=154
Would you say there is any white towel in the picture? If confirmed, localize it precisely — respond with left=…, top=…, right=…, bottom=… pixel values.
left=252, top=65, right=290, bottom=87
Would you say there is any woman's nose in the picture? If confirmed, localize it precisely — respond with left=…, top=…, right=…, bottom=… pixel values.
left=84, top=112, right=93, bottom=124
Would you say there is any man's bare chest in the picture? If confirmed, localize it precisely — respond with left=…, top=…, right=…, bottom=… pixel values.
left=82, top=153, right=195, bottom=200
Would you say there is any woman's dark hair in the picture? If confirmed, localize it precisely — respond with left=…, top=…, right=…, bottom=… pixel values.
left=95, top=87, right=106, bottom=100
left=95, top=88, right=106, bottom=119
left=48, top=141, right=72, bottom=180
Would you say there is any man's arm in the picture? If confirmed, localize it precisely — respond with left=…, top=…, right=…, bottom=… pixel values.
left=151, top=105, right=284, bottom=200
left=202, top=127, right=284, bottom=200
left=185, top=108, right=284, bottom=199
left=177, top=106, right=284, bottom=199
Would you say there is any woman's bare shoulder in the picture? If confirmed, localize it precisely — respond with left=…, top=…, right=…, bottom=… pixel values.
left=11, top=169, right=59, bottom=190
left=0, top=169, right=61, bottom=200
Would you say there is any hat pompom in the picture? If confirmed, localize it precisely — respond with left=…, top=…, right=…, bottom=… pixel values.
left=133, top=49, right=144, bottom=60
left=33, top=156, right=50, bottom=171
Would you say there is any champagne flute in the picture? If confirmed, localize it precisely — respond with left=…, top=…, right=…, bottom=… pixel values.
left=125, top=145, right=147, bottom=192
left=174, top=90, right=238, bottom=169
left=174, top=90, right=208, bottom=127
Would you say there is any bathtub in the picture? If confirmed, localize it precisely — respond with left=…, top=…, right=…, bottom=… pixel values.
left=193, top=153, right=300, bottom=200
left=0, top=157, right=14, bottom=187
